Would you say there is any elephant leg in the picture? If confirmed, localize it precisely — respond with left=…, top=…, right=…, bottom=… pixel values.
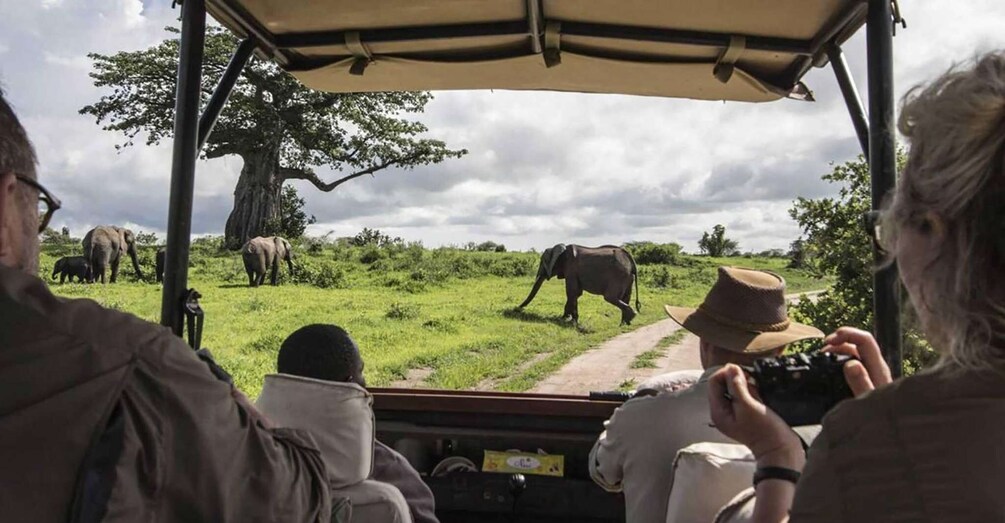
left=60, top=271, right=66, bottom=284
left=564, top=281, right=583, bottom=322
left=110, top=257, right=120, bottom=283
left=604, top=288, right=636, bottom=326
left=620, top=286, right=637, bottom=325
left=270, top=260, right=280, bottom=286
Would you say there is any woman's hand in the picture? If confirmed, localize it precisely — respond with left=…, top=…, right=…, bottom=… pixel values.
left=708, top=364, right=804, bottom=469
left=822, top=327, right=894, bottom=396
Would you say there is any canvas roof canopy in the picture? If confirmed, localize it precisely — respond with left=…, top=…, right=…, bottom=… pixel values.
left=206, top=0, right=868, bottom=102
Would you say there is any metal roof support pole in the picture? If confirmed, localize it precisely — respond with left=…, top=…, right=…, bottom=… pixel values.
left=866, top=0, right=902, bottom=376
left=198, top=37, right=256, bottom=151
left=526, top=0, right=543, bottom=53
left=161, top=0, right=206, bottom=334
left=828, top=44, right=870, bottom=159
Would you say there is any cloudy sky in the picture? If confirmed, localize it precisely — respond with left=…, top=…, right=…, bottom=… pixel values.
left=2, top=1, right=1004, bottom=252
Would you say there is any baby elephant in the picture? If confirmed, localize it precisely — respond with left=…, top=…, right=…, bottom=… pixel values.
left=52, top=255, right=92, bottom=284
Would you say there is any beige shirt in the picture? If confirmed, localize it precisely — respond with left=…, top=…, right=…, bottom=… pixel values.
left=791, top=365, right=1005, bottom=522
left=590, top=366, right=736, bottom=523
left=0, top=265, right=331, bottom=522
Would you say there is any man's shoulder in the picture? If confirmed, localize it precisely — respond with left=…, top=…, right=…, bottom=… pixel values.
left=2, top=268, right=177, bottom=358
left=607, top=382, right=710, bottom=426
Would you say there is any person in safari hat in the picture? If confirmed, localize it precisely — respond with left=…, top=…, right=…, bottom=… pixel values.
left=589, top=266, right=823, bottom=523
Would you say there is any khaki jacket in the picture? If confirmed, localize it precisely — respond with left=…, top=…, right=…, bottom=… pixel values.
left=792, top=366, right=1005, bottom=522
left=0, top=265, right=331, bottom=522
left=590, top=367, right=736, bottom=523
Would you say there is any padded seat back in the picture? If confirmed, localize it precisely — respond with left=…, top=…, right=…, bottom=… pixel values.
left=664, top=442, right=755, bottom=523
left=256, top=373, right=374, bottom=488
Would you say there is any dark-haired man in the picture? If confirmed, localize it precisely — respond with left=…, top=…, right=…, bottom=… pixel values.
left=268, top=324, right=439, bottom=523
left=0, top=90, right=332, bottom=521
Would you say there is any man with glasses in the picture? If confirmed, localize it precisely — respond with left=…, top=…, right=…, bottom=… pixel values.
left=0, top=92, right=334, bottom=520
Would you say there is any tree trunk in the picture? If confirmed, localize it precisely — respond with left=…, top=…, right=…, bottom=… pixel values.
left=224, top=145, right=283, bottom=249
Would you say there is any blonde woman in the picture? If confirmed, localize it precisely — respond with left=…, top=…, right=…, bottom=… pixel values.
left=708, top=51, right=1005, bottom=522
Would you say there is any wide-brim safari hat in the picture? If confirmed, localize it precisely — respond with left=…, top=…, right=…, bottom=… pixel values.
left=664, top=267, right=823, bottom=353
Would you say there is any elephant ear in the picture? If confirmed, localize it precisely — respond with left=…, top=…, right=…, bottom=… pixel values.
left=544, top=243, right=567, bottom=278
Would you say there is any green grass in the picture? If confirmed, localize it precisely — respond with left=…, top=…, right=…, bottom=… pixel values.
left=39, top=244, right=828, bottom=398
left=656, top=329, right=688, bottom=349
left=616, top=379, right=637, bottom=392
left=629, top=329, right=689, bottom=369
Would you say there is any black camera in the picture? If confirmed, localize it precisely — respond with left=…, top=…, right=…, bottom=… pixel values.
left=747, top=352, right=856, bottom=426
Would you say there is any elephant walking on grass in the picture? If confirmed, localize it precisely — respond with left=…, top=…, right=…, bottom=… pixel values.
left=52, top=255, right=92, bottom=284
left=82, top=226, right=143, bottom=284
left=518, top=244, right=640, bottom=325
left=242, top=236, right=294, bottom=287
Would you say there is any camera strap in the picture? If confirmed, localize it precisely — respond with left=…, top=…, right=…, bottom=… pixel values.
left=182, top=288, right=203, bottom=351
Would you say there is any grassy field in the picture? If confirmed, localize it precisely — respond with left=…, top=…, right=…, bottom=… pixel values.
left=40, top=240, right=828, bottom=397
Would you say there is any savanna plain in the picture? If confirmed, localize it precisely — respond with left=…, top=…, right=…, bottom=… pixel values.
left=40, top=238, right=827, bottom=398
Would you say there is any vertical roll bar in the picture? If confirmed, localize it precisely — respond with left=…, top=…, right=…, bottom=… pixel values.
left=198, top=37, right=257, bottom=151
left=161, top=0, right=206, bottom=334
left=828, top=44, right=870, bottom=160
left=866, top=0, right=902, bottom=376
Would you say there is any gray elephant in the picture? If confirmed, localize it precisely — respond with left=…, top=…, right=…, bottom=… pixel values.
left=82, top=226, right=143, bottom=284
left=518, top=244, right=640, bottom=325
left=242, top=236, right=294, bottom=287
left=52, top=255, right=92, bottom=284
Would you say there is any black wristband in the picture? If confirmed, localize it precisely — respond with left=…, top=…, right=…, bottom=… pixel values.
left=753, top=466, right=801, bottom=487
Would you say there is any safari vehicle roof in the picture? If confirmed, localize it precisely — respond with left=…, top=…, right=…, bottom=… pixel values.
left=205, top=0, right=867, bottom=102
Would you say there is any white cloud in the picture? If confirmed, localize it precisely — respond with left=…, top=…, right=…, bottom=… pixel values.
left=3, top=1, right=1005, bottom=252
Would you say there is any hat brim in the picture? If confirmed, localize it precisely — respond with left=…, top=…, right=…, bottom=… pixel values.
left=664, top=304, right=824, bottom=354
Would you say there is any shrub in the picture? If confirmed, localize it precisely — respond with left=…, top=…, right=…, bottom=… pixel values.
left=359, top=246, right=387, bottom=264
left=647, top=266, right=673, bottom=288
left=386, top=302, right=420, bottom=320
left=624, top=241, right=683, bottom=265
left=290, top=259, right=349, bottom=289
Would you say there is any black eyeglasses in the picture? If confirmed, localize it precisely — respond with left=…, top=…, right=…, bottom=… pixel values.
left=14, top=174, right=62, bottom=233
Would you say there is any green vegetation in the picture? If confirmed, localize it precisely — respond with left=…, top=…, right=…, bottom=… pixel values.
left=39, top=239, right=827, bottom=398
left=788, top=152, right=935, bottom=373
left=616, top=379, right=638, bottom=392
left=698, top=224, right=739, bottom=257
left=629, top=330, right=689, bottom=369
left=657, top=329, right=689, bottom=349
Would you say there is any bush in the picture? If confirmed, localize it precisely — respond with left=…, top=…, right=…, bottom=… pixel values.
left=350, top=227, right=402, bottom=248
left=647, top=266, right=673, bottom=288
left=386, top=302, right=420, bottom=320
left=624, top=241, right=683, bottom=265
left=289, top=259, right=349, bottom=289
left=359, top=246, right=387, bottom=264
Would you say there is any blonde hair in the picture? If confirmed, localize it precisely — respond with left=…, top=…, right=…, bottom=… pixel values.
left=889, top=51, right=1005, bottom=371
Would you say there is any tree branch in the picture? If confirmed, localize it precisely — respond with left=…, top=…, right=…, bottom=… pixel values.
left=279, top=154, right=422, bottom=192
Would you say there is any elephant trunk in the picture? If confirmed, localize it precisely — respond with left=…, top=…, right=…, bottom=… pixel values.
left=518, top=275, right=546, bottom=309
left=128, top=246, right=144, bottom=279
